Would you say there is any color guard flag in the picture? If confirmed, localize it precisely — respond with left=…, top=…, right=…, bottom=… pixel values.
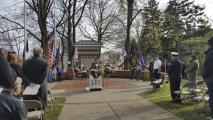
left=48, top=33, right=55, bottom=68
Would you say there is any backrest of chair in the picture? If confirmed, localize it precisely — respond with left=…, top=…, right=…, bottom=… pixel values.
left=196, top=80, right=205, bottom=87
left=181, top=82, right=190, bottom=89
left=24, top=100, right=43, bottom=110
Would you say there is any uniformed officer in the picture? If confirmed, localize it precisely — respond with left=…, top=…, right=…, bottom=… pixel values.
left=168, top=52, right=183, bottom=103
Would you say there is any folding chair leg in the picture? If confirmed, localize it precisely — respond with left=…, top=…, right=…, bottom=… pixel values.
left=173, top=93, right=180, bottom=102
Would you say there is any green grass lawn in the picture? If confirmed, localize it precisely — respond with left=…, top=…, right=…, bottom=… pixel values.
left=138, top=80, right=210, bottom=120
left=44, top=97, right=65, bottom=120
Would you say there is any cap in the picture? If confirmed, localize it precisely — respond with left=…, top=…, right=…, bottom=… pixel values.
left=171, top=52, right=179, bottom=56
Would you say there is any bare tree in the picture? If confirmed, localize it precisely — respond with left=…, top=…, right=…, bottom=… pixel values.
left=0, top=19, right=23, bottom=57
left=55, top=0, right=88, bottom=66
left=80, top=0, right=118, bottom=43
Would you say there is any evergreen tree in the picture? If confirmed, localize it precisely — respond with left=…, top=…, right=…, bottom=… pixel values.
left=139, top=0, right=162, bottom=55
left=163, top=0, right=185, bottom=51
left=162, top=0, right=209, bottom=51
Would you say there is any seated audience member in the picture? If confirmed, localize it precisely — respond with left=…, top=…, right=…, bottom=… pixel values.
left=0, top=48, right=27, bottom=120
left=7, top=52, right=30, bottom=87
left=23, top=47, right=48, bottom=108
left=79, top=64, right=87, bottom=78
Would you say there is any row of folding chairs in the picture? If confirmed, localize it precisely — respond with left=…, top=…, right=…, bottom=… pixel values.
left=172, top=80, right=210, bottom=116
left=173, top=80, right=206, bottom=102
left=24, top=90, right=55, bottom=120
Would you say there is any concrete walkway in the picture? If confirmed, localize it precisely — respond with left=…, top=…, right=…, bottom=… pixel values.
left=50, top=79, right=183, bottom=120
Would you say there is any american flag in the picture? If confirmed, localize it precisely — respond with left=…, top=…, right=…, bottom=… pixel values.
left=48, top=34, right=54, bottom=68
left=52, top=45, right=60, bottom=68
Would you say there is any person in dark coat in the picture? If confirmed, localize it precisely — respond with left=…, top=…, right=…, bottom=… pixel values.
left=168, top=52, right=183, bottom=104
left=56, top=65, right=62, bottom=81
left=203, top=37, right=213, bottom=120
left=7, top=52, right=30, bottom=87
left=0, top=48, right=27, bottom=120
left=130, top=57, right=139, bottom=80
left=149, top=59, right=154, bottom=81
left=23, top=47, right=48, bottom=108
left=182, top=62, right=187, bottom=79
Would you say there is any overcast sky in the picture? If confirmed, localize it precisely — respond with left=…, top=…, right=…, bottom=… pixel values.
left=0, top=0, right=212, bottom=19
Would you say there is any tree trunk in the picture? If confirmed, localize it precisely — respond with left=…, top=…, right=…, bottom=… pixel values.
left=124, top=0, right=134, bottom=70
left=67, top=0, right=73, bottom=66
left=41, top=33, right=49, bottom=58
left=71, top=0, right=77, bottom=66
left=61, top=38, right=65, bottom=68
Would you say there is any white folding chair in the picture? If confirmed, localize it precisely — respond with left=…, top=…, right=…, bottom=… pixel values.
left=24, top=100, right=44, bottom=120
left=194, top=80, right=205, bottom=95
left=192, top=90, right=209, bottom=115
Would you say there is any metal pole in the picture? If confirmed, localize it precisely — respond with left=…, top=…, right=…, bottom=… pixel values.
left=165, top=59, right=167, bottom=73
left=24, top=0, right=26, bottom=61
left=54, top=0, right=56, bottom=38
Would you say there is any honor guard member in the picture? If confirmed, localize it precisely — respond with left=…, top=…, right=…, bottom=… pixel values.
left=168, top=52, right=183, bottom=104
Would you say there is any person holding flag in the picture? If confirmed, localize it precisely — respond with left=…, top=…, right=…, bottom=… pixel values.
left=118, top=47, right=127, bottom=70
left=137, top=46, right=145, bottom=71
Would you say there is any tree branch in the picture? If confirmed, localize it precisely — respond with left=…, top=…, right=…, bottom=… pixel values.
left=0, top=15, right=41, bottom=41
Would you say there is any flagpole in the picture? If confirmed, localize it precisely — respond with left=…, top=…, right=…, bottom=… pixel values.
left=54, top=0, right=56, bottom=39
left=24, top=0, right=26, bottom=61
left=53, top=0, right=57, bottom=60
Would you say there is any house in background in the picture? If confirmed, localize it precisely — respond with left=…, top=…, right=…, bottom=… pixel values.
left=74, top=40, right=102, bottom=70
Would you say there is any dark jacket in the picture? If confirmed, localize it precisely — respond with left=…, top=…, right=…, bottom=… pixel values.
left=203, top=48, right=213, bottom=83
left=0, top=90, right=27, bottom=120
left=168, top=58, right=182, bottom=81
left=0, top=48, right=17, bottom=89
left=23, top=56, right=48, bottom=107
left=10, top=63, right=30, bottom=86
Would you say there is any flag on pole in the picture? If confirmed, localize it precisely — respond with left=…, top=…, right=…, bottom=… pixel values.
left=26, top=37, right=29, bottom=52
left=118, top=47, right=127, bottom=69
left=137, top=46, right=145, bottom=70
left=48, top=33, right=55, bottom=68
left=53, top=45, right=60, bottom=68
left=23, top=0, right=26, bottom=61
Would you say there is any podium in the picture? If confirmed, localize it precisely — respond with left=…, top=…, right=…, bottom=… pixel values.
left=86, top=69, right=103, bottom=91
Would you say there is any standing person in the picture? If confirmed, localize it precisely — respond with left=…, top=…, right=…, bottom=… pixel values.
left=168, top=52, right=183, bottom=104
left=130, top=58, right=137, bottom=80
left=56, top=65, right=62, bottom=81
left=7, top=52, right=30, bottom=87
left=23, top=47, right=48, bottom=108
left=47, top=68, right=53, bottom=82
left=203, top=37, right=213, bottom=120
left=153, top=55, right=162, bottom=81
left=182, top=62, right=187, bottom=79
left=185, top=54, right=199, bottom=97
left=0, top=48, right=27, bottom=120
left=149, top=59, right=154, bottom=81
